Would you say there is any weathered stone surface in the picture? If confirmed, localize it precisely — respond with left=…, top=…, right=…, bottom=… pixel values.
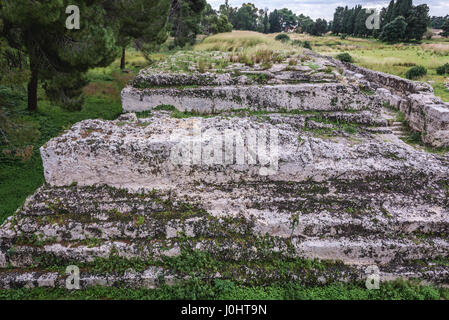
left=123, top=50, right=449, bottom=146
left=122, top=83, right=379, bottom=114
left=1, top=49, right=449, bottom=290
left=343, top=61, right=449, bottom=147
left=0, top=112, right=437, bottom=287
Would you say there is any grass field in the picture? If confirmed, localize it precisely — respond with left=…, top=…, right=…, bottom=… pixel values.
left=289, top=33, right=449, bottom=101
left=0, top=50, right=150, bottom=224
left=195, top=31, right=449, bottom=101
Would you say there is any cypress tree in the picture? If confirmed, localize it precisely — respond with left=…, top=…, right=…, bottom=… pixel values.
left=269, top=9, right=282, bottom=33
left=442, top=20, right=449, bottom=37
left=405, top=4, right=429, bottom=41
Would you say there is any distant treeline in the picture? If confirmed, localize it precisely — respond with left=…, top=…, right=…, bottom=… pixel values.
left=212, top=1, right=328, bottom=36
left=210, top=0, right=449, bottom=41
left=332, top=0, right=430, bottom=42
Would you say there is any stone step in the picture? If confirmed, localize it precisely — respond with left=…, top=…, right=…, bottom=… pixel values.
left=121, top=83, right=380, bottom=114
left=4, top=206, right=447, bottom=243
left=1, top=262, right=448, bottom=290
left=2, top=236, right=448, bottom=275
left=39, top=115, right=449, bottom=191
left=2, top=113, right=448, bottom=288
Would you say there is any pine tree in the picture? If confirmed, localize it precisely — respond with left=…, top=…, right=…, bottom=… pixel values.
left=169, top=0, right=206, bottom=47
left=108, top=0, right=171, bottom=70
left=405, top=4, right=429, bottom=41
left=1, top=1, right=119, bottom=111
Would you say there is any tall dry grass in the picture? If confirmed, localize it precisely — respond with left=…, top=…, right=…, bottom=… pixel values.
left=194, top=31, right=303, bottom=67
left=421, top=43, right=449, bottom=56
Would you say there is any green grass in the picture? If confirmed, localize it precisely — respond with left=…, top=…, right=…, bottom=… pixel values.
left=0, top=52, right=136, bottom=223
left=287, top=33, right=449, bottom=102
left=0, top=279, right=447, bottom=300
left=0, top=95, right=122, bottom=224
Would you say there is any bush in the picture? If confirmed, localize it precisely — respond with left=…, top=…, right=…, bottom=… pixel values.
left=274, top=34, right=290, bottom=42
left=303, top=41, right=312, bottom=50
left=291, top=39, right=302, bottom=47
left=336, top=52, right=353, bottom=63
left=436, top=63, right=449, bottom=75
left=405, top=65, right=427, bottom=79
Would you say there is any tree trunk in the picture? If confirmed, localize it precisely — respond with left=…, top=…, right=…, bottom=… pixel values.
left=120, top=47, right=126, bottom=70
left=27, top=66, right=38, bottom=112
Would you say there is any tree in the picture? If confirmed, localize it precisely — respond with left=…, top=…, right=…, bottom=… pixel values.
left=306, top=19, right=328, bottom=36
left=108, top=0, right=171, bottom=70
left=233, top=3, right=258, bottom=31
left=332, top=7, right=345, bottom=35
left=262, top=9, right=270, bottom=34
left=430, top=15, right=449, bottom=29
left=341, top=6, right=354, bottom=35
left=169, top=0, right=206, bottom=47
left=442, top=20, right=449, bottom=37
left=393, top=0, right=413, bottom=20
left=269, top=9, right=282, bottom=33
left=201, top=4, right=232, bottom=34
left=384, top=0, right=395, bottom=24
left=277, top=8, right=297, bottom=31
left=1, top=1, right=119, bottom=111
left=380, top=16, right=407, bottom=42
left=405, top=4, right=429, bottom=41
left=296, top=14, right=314, bottom=34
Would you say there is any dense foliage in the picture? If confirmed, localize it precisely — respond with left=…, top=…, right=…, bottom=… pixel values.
left=405, top=65, right=427, bottom=79
left=442, top=20, right=449, bottom=37
left=274, top=33, right=290, bottom=42
left=200, top=3, right=232, bottom=35
left=336, top=53, right=354, bottom=63
left=0, top=1, right=121, bottom=111
left=218, top=1, right=327, bottom=36
left=436, top=63, right=449, bottom=75
left=108, top=0, right=171, bottom=69
left=332, top=0, right=430, bottom=43
left=169, top=0, right=206, bottom=47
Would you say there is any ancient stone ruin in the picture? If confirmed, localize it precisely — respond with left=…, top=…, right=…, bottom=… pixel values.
left=0, top=50, right=448, bottom=289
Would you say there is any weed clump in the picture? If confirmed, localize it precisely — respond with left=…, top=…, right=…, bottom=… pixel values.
left=436, top=63, right=449, bottom=75
left=405, top=65, right=427, bottom=80
left=336, top=53, right=353, bottom=63
left=303, top=41, right=312, bottom=50
left=275, top=34, right=290, bottom=42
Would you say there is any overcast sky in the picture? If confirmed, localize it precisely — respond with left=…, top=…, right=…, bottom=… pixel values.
left=208, top=1, right=449, bottom=21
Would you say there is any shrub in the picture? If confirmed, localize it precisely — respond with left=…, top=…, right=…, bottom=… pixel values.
left=436, top=63, right=449, bottom=75
left=291, top=39, right=302, bottom=47
left=288, top=59, right=297, bottom=66
left=303, top=41, right=312, bottom=50
left=336, top=52, right=353, bottom=63
left=340, top=34, right=347, bottom=40
left=405, top=66, right=427, bottom=79
left=274, top=34, right=290, bottom=42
